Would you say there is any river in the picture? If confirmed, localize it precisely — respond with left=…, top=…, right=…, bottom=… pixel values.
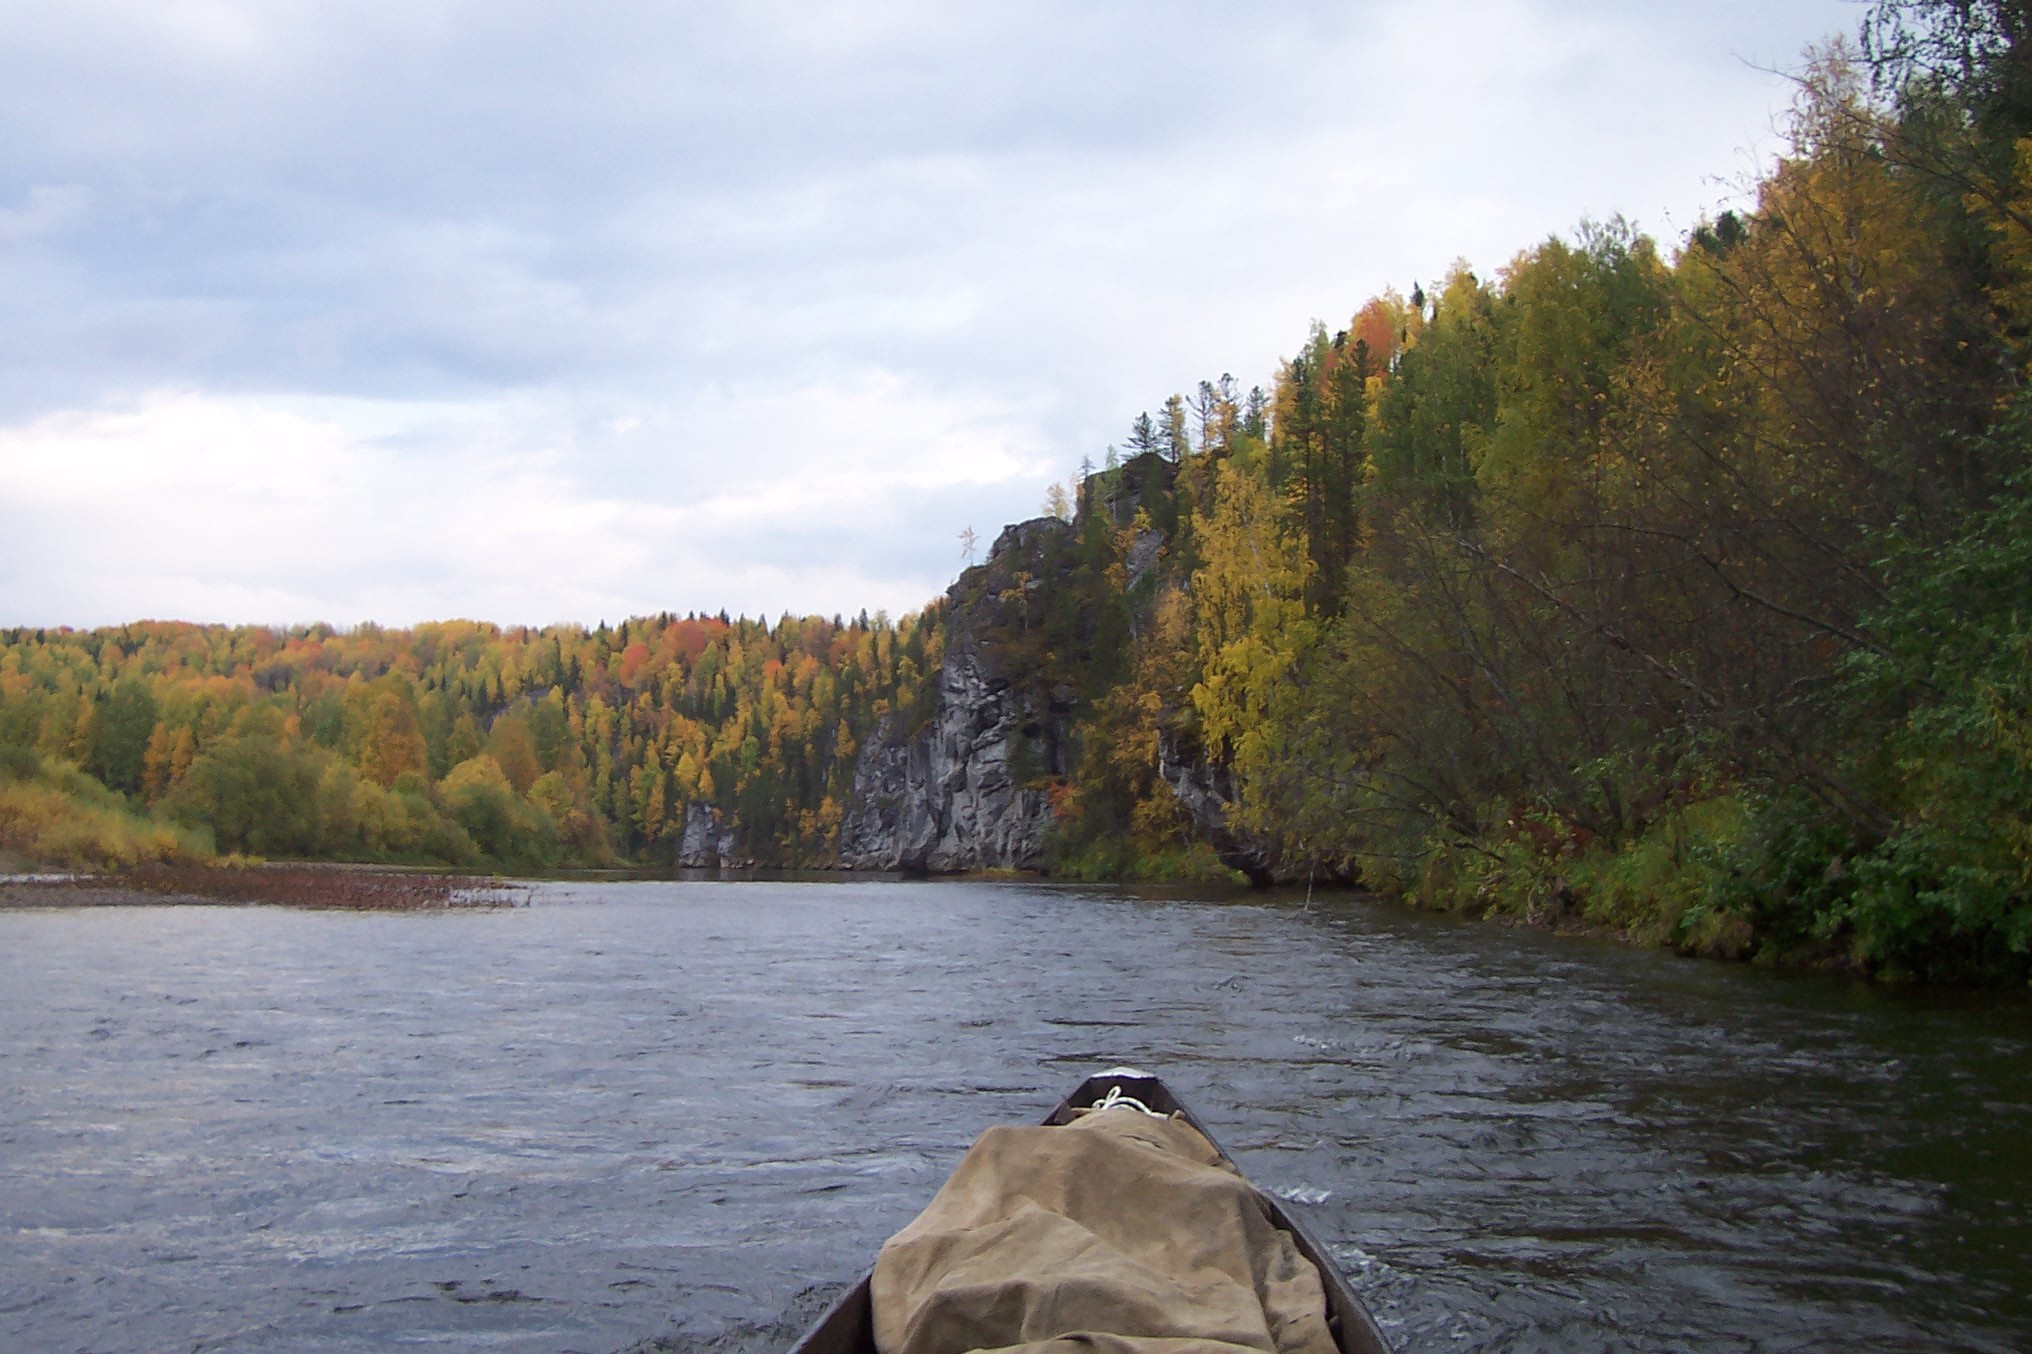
left=2, top=880, right=2027, bottom=1352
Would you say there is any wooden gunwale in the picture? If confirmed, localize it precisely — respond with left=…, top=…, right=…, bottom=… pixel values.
left=787, top=1068, right=1392, bottom=1354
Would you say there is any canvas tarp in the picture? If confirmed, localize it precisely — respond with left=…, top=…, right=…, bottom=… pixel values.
left=871, top=1106, right=1337, bottom=1354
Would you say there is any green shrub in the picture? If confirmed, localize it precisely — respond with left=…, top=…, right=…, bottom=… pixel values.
left=0, top=758, right=214, bottom=869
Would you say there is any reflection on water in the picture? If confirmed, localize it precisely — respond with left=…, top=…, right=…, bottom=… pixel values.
left=1, top=881, right=2027, bottom=1352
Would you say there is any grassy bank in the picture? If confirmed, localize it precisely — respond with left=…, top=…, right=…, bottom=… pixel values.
left=0, top=749, right=215, bottom=870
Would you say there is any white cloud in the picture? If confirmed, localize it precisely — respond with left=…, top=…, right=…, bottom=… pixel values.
left=0, top=379, right=1048, bottom=628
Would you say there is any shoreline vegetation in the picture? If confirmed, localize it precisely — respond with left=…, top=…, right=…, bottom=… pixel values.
left=0, top=861, right=1822, bottom=976
left=6, top=5, right=2032, bottom=985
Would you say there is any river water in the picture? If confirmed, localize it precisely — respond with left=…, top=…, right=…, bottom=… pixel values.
left=2, top=880, right=2027, bottom=1353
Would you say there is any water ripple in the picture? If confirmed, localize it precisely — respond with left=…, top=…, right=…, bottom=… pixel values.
left=2, top=880, right=2028, bottom=1352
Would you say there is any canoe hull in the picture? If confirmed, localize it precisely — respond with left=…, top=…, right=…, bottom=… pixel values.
left=788, top=1069, right=1392, bottom=1354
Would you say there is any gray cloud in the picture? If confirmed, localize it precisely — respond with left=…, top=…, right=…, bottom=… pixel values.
left=0, top=0, right=1859, bottom=626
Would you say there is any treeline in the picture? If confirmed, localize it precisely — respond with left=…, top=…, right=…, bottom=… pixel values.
left=0, top=610, right=938, bottom=872
left=7, top=2, right=2028, bottom=985
left=1047, top=5, right=2032, bottom=981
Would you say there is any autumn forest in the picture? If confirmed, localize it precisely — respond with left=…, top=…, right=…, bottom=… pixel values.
left=7, top=2, right=2032, bottom=982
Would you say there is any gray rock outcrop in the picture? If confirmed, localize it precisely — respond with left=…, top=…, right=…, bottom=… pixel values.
left=837, top=649, right=1059, bottom=872
left=837, top=453, right=1290, bottom=882
left=839, top=517, right=1075, bottom=873
left=675, top=801, right=740, bottom=868
left=1156, top=728, right=1277, bottom=884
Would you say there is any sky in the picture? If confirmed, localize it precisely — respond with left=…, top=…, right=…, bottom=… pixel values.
left=0, top=0, right=1862, bottom=631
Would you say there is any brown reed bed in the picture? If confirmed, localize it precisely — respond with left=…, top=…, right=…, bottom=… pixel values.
left=13, top=863, right=529, bottom=911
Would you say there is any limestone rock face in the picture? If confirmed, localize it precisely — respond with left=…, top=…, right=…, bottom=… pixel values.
left=839, top=517, right=1074, bottom=873
left=1157, top=728, right=1278, bottom=884
left=837, top=460, right=1287, bottom=882
left=675, top=801, right=739, bottom=868
left=838, top=648, right=1058, bottom=872
left=1124, top=528, right=1165, bottom=593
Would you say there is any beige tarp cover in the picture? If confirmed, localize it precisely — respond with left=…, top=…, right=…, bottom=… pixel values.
left=871, top=1107, right=1337, bottom=1354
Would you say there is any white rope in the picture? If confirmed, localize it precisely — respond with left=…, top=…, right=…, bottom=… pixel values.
left=1081, top=1084, right=1169, bottom=1119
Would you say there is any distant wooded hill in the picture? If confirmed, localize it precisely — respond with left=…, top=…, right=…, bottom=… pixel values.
left=0, top=610, right=939, bottom=872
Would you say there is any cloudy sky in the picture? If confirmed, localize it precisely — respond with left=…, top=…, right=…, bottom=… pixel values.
left=0, top=0, right=1859, bottom=630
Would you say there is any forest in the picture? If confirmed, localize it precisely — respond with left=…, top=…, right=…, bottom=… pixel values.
left=0, top=610, right=940, bottom=875
left=4, top=1, right=2030, bottom=982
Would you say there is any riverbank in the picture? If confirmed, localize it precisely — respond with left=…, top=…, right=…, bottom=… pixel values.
left=1029, top=856, right=1913, bottom=985
left=4, top=847, right=2009, bottom=988
left=0, top=863, right=526, bottom=911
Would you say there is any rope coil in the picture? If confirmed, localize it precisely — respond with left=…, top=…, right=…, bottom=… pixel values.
left=1076, top=1084, right=1171, bottom=1119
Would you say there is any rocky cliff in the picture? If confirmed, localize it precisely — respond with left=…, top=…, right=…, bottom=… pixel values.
left=837, top=452, right=1286, bottom=880
left=838, top=518, right=1076, bottom=873
left=674, top=801, right=742, bottom=869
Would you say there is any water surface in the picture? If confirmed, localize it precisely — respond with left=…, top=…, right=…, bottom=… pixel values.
left=2, top=881, right=2027, bottom=1351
